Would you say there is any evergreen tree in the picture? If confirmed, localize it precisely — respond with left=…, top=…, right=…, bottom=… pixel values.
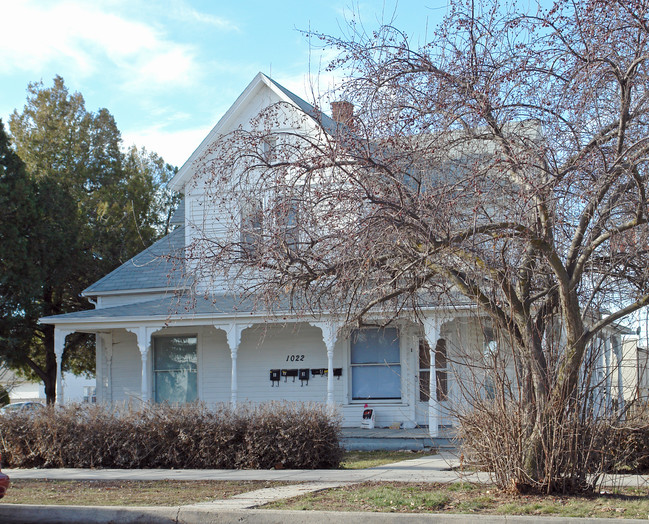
left=1, top=77, right=177, bottom=403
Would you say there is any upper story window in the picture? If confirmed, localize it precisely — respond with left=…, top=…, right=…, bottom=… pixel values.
left=274, top=196, right=300, bottom=250
left=350, top=328, right=401, bottom=401
left=261, top=137, right=277, bottom=162
left=240, top=199, right=264, bottom=257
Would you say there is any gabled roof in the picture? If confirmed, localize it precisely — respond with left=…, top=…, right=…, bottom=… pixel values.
left=82, top=226, right=185, bottom=297
left=263, top=75, right=339, bottom=134
left=169, top=73, right=340, bottom=192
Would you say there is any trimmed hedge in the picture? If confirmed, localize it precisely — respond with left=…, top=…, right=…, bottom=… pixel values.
left=0, top=402, right=342, bottom=469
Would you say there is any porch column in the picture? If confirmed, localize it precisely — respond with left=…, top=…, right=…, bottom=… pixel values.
left=127, top=326, right=162, bottom=403
left=613, top=337, right=625, bottom=418
left=422, top=317, right=442, bottom=438
left=311, top=322, right=339, bottom=409
left=54, top=327, right=73, bottom=405
left=137, top=327, right=150, bottom=402
left=604, top=337, right=612, bottom=413
left=98, top=333, right=113, bottom=404
left=225, top=323, right=252, bottom=408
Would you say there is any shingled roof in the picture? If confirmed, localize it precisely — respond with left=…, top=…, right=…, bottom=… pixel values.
left=39, top=293, right=261, bottom=324
left=82, top=226, right=185, bottom=296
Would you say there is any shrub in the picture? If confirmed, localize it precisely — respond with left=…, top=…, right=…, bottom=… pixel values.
left=0, top=402, right=342, bottom=469
left=458, top=398, right=649, bottom=494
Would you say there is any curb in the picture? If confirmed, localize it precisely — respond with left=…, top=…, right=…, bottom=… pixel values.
left=2, top=505, right=649, bottom=524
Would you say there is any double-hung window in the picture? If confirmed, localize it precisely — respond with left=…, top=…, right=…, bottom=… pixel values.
left=261, top=137, right=277, bottom=162
left=154, top=336, right=198, bottom=404
left=350, top=328, right=401, bottom=400
left=418, top=338, right=448, bottom=402
left=274, top=195, right=300, bottom=250
left=240, top=199, right=264, bottom=257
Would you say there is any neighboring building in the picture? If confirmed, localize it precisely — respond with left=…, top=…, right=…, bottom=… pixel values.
left=1, top=369, right=95, bottom=405
left=39, top=73, right=634, bottom=432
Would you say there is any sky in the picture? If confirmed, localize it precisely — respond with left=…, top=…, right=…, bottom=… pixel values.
left=1, top=0, right=450, bottom=169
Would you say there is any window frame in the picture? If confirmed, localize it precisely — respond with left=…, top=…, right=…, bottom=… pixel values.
left=350, top=328, right=402, bottom=402
left=153, top=335, right=198, bottom=404
left=240, top=198, right=264, bottom=258
left=418, top=338, right=448, bottom=403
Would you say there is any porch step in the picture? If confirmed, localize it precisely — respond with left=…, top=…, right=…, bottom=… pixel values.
left=341, top=427, right=458, bottom=452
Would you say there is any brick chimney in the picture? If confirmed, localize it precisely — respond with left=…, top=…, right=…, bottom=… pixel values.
left=331, top=101, right=354, bottom=126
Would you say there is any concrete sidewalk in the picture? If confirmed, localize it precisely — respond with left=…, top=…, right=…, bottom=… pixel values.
left=1, top=453, right=648, bottom=523
left=6, top=452, right=648, bottom=486
left=4, top=452, right=466, bottom=483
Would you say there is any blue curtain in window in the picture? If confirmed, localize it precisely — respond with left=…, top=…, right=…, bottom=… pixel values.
left=351, top=328, right=401, bottom=400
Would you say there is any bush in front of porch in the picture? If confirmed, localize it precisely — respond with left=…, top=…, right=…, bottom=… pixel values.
left=0, top=402, right=342, bottom=470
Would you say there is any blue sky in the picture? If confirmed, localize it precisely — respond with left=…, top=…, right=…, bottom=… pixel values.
left=1, top=0, right=449, bottom=168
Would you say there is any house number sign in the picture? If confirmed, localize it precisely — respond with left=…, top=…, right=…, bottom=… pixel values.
left=285, top=354, right=305, bottom=362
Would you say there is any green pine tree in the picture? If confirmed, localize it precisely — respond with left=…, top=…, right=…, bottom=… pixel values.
left=1, top=77, right=177, bottom=403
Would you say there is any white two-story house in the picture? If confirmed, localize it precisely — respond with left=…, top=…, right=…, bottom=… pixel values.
left=40, top=73, right=634, bottom=432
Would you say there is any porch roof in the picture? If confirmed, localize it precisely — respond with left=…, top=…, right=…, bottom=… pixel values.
left=39, top=291, right=459, bottom=327
left=39, top=293, right=259, bottom=325
left=81, top=226, right=186, bottom=297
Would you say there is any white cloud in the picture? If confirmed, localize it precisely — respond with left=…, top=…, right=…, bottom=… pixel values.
left=170, top=1, right=239, bottom=31
left=0, top=0, right=202, bottom=91
left=122, top=124, right=214, bottom=168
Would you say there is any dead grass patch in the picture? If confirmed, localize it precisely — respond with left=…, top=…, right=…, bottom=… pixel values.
left=340, top=450, right=436, bottom=469
left=4, top=479, right=288, bottom=506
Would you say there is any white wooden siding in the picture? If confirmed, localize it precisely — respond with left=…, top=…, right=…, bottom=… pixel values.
left=97, top=292, right=172, bottom=308
left=234, top=324, right=344, bottom=405
left=200, top=327, right=232, bottom=404
left=110, top=329, right=143, bottom=403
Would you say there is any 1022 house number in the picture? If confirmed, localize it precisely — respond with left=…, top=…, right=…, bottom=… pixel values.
left=286, top=354, right=305, bottom=362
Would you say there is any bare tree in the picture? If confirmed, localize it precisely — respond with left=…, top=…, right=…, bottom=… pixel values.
left=187, top=0, right=649, bottom=492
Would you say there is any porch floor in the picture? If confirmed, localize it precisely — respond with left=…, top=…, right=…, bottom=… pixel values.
left=341, top=426, right=458, bottom=452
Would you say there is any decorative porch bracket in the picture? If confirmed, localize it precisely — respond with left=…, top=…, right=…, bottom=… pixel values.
left=422, top=316, right=442, bottom=438
left=54, top=327, right=74, bottom=405
left=310, top=321, right=339, bottom=409
left=126, top=326, right=163, bottom=403
left=222, top=323, right=253, bottom=408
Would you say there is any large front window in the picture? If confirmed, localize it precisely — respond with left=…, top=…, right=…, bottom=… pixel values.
left=351, top=328, right=401, bottom=400
left=154, top=336, right=197, bottom=403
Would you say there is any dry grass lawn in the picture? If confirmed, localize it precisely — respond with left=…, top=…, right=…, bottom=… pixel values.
left=266, top=481, right=649, bottom=519
left=4, top=479, right=288, bottom=506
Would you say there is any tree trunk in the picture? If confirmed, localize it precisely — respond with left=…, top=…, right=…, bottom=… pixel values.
left=43, top=325, right=57, bottom=405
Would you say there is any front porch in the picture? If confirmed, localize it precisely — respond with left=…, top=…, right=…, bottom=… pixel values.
left=41, top=295, right=479, bottom=435
left=341, top=427, right=458, bottom=451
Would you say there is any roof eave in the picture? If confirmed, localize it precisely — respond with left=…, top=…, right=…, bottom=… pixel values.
left=81, top=285, right=188, bottom=299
